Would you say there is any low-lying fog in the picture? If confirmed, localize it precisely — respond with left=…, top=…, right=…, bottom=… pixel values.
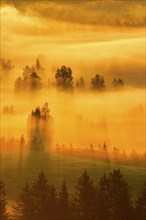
left=1, top=84, right=145, bottom=154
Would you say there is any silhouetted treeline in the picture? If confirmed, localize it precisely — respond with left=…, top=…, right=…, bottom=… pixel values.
left=1, top=58, right=125, bottom=91
left=1, top=170, right=146, bottom=220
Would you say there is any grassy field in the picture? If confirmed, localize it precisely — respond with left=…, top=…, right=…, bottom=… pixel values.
left=1, top=150, right=145, bottom=204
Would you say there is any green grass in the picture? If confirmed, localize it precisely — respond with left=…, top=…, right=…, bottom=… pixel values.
left=1, top=151, right=145, bottom=202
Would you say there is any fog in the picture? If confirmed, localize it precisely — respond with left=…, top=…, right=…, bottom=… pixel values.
left=1, top=3, right=145, bottom=88
left=0, top=2, right=146, bottom=208
left=1, top=81, right=145, bottom=154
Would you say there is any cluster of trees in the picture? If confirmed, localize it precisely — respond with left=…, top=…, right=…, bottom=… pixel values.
left=91, top=74, right=105, bottom=90
left=1, top=170, right=146, bottom=220
left=0, top=58, right=124, bottom=91
left=54, top=66, right=123, bottom=91
left=75, top=77, right=85, bottom=89
left=27, top=103, right=53, bottom=150
left=15, top=59, right=44, bottom=91
left=2, top=106, right=14, bottom=114
left=31, top=102, right=50, bottom=120
left=55, top=65, right=73, bottom=89
left=112, top=78, right=124, bottom=88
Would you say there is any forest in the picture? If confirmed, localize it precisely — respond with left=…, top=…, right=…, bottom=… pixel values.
left=0, top=169, right=146, bottom=220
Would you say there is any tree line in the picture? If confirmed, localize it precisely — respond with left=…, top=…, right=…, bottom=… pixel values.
left=0, top=169, right=145, bottom=220
left=0, top=58, right=124, bottom=91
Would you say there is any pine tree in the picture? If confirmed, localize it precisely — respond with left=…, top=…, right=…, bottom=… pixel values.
left=135, top=181, right=146, bottom=220
left=12, top=183, right=34, bottom=220
left=58, top=181, right=70, bottom=220
left=97, top=174, right=110, bottom=220
left=31, top=170, right=50, bottom=220
left=71, top=171, right=96, bottom=220
left=47, top=185, right=58, bottom=220
left=98, top=170, right=133, bottom=220
left=0, top=181, right=8, bottom=220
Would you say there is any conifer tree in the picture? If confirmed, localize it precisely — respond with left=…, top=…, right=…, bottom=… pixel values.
left=12, top=183, right=34, bottom=220
left=135, top=181, right=146, bottom=220
left=47, top=185, right=58, bottom=220
left=31, top=170, right=50, bottom=220
left=58, top=181, right=70, bottom=220
left=71, top=171, right=96, bottom=220
left=0, top=181, right=8, bottom=220
left=98, top=169, right=133, bottom=220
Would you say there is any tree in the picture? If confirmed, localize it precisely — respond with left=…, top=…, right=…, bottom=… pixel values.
left=28, top=103, right=53, bottom=151
left=22, top=59, right=44, bottom=80
left=0, top=181, right=8, bottom=220
left=98, top=170, right=133, bottom=220
left=12, top=183, right=34, bottom=220
left=0, top=58, right=14, bottom=72
left=96, top=174, right=110, bottom=220
left=15, top=60, right=42, bottom=91
left=55, top=65, right=73, bottom=89
left=71, top=171, right=96, bottom=220
left=112, top=78, right=124, bottom=88
left=47, top=185, right=58, bottom=220
left=20, top=134, right=25, bottom=146
left=91, top=74, right=105, bottom=90
left=76, top=77, right=85, bottom=89
left=35, top=59, right=45, bottom=72
left=135, top=182, right=146, bottom=220
left=31, top=170, right=50, bottom=220
left=58, top=181, right=70, bottom=220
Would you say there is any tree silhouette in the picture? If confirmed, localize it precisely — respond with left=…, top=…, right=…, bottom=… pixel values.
left=55, top=65, right=73, bottom=89
left=0, top=181, right=9, bottom=220
left=12, top=183, right=34, bottom=220
left=15, top=60, right=43, bottom=91
left=58, top=180, right=70, bottom=220
left=31, top=170, right=50, bottom=220
left=22, top=59, right=44, bottom=80
left=135, top=181, right=146, bottom=220
left=112, top=78, right=124, bottom=88
left=2, top=170, right=145, bottom=220
left=71, top=171, right=96, bottom=220
left=91, top=74, right=105, bottom=90
left=76, top=77, right=85, bottom=89
left=2, top=105, right=14, bottom=114
left=47, top=185, right=58, bottom=220
left=0, top=58, right=14, bottom=72
left=35, top=59, right=45, bottom=72
left=98, top=169, right=133, bottom=220
left=96, top=174, right=110, bottom=220
left=27, top=103, right=53, bottom=151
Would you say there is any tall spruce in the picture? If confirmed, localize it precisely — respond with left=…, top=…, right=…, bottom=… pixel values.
left=0, top=181, right=8, bottom=220
left=12, top=183, right=34, bottom=220
left=98, top=169, right=133, bottom=220
left=31, top=170, right=50, bottom=220
left=47, top=185, right=58, bottom=220
left=71, top=171, right=96, bottom=220
left=135, top=181, right=146, bottom=220
left=58, top=180, right=70, bottom=220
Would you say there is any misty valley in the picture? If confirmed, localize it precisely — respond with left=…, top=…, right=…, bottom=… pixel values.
left=0, top=58, right=145, bottom=215
left=0, top=1, right=146, bottom=219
